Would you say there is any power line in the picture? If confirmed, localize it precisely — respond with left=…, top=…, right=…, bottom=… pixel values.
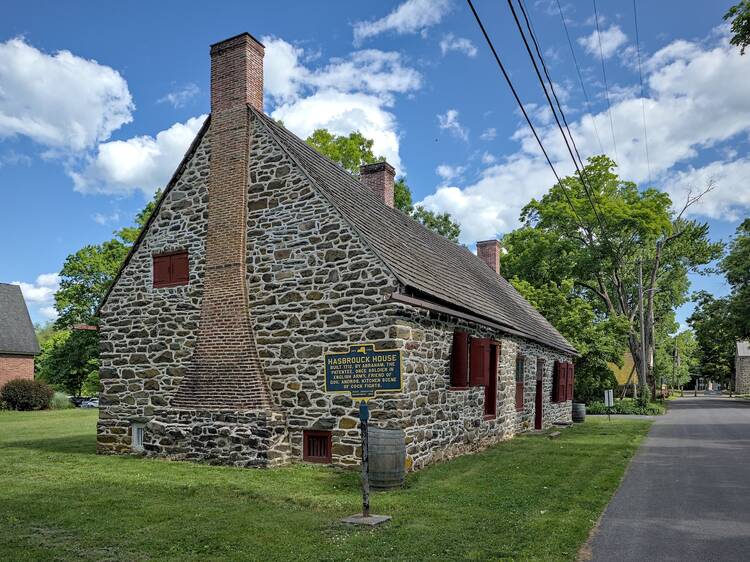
left=554, top=0, right=605, bottom=155
left=465, top=0, right=587, bottom=231
left=633, top=0, right=652, bottom=187
left=593, top=0, right=619, bottom=163
left=510, top=0, right=613, bottom=252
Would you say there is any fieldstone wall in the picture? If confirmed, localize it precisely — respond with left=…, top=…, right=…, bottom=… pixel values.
left=736, top=356, right=750, bottom=394
left=245, top=116, right=403, bottom=466
left=385, top=306, right=573, bottom=471
left=97, top=127, right=211, bottom=454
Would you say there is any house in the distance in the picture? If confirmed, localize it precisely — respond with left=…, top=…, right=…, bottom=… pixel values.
left=0, top=283, right=40, bottom=388
left=735, top=341, right=750, bottom=394
left=96, top=32, right=577, bottom=470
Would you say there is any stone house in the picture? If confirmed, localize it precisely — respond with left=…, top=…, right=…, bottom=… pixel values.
left=735, top=341, right=750, bottom=394
left=0, top=283, right=40, bottom=388
left=96, top=32, right=577, bottom=470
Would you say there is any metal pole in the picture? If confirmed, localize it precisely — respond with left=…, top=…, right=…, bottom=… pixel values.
left=359, top=401, right=370, bottom=518
left=638, top=260, right=648, bottom=400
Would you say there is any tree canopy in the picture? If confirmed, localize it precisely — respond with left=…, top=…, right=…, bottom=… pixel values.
left=502, top=155, right=721, bottom=402
left=726, top=1, right=750, bottom=55
left=305, top=128, right=461, bottom=241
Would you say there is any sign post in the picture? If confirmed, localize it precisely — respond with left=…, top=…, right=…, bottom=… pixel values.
left=325, top=344, right=401, bottom=526
left=604, top=389, right=614, bottom=421
left=359, top=401, right=370, bottom=518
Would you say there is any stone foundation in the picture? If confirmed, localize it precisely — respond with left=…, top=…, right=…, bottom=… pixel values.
left=143, top=409, right=289, bottom=467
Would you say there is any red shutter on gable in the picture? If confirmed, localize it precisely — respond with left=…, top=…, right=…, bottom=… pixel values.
left=171, top=251, right=189, bottom=284
left=450, top=331, right=469, bottom=388
left=153, top=255, right=171, bottom=287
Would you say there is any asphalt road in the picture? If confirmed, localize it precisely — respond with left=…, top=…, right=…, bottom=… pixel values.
left=588, top=396, right=750, bottom=562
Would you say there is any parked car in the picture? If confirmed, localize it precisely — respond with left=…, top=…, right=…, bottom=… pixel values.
left=69, top=396, right=87, bottom=407
left=80, top=398, right=99, bottom=409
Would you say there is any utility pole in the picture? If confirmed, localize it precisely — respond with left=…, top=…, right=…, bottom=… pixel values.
left=638, top=259, right=648, bottom=401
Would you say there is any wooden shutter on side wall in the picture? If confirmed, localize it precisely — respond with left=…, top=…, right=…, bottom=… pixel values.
left=567, top=362, right=575, bottom=401
left=470, top=338, right=491, bottom=386
left=171, top=251, right=189, bottom=284
left=552, top=361, right=560, bottom=402
left=451, top=331, right=469, bottom=387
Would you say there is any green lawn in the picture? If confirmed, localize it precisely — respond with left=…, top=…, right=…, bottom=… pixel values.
left=0, top=410, right=650, bottom=561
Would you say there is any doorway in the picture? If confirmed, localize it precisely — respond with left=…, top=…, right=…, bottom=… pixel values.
left=534, top=358, right=544, bottom=430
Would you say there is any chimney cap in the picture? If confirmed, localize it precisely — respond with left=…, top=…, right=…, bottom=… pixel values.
left=360, top=161, right=395, bottom=176
left=210, top=32, right=265, bottom=53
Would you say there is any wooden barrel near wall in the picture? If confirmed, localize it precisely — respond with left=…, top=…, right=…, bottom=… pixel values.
left=368, top=427, right=406, bottom=489
left=572, top=402, right=586, bottom=423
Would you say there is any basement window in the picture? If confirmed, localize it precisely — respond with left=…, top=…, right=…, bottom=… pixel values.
left=303, top=430, right=332, bottom=464
left=153, top=250, right=189, bottom=288
left=131, top=423, right=144, bottom=452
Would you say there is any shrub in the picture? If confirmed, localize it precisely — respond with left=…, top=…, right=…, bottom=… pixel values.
left=0, top=379, right=54, bottom=411
left=586, top=399, right=665, bottom=415
left=49, top=391, right=73, bottom=410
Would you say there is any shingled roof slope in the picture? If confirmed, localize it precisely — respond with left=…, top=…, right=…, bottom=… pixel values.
left=253, top=108, right=576, bottom=354
left=0, top=283, right=40, bottom=355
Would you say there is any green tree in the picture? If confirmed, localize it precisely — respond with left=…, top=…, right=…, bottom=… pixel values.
left=501, top=156, right=721, bottom=402
left=688, top=292, right=735, bottom=387
left=36, top=328, right=99, bottom=396
left=511, top=278, right=629, bottom=403
left=722, top=218, right=750, bottom=338
left=725, top=1, right=750, bottom=55
left=305, top=128, right=461, bottom=241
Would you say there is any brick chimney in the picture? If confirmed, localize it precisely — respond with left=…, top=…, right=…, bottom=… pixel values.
left=174, top=33, right=271, bottom=411
left=210, top=32, right=264, bottom=112
left=476, top=240, right=502, bottom=274
left=360, top=161, right=395, bottom=208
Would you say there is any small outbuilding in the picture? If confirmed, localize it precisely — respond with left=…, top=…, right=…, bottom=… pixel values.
left=0, top=283, right=40, bottom=387
left=735, top=341, right=750, bottom=394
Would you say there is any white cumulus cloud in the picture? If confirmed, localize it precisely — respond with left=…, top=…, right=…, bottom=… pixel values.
left=263, top=36, right=422, bottom=172
left=577, top=25, right=628, bottom=59
left=13, top=272, right=61, bottom=321
left=436, top=164, right=465, bottom=182
left=70, top=115, right=207, bottom=197
left=158, top=83, right=200, bottom=108
left=0, top=37, right=133, bottom=151
left=440, top=34, right=477, bottom=57
left=437, top=109, right=468, bottom=141
left=353, top=0, right=451, bottom=45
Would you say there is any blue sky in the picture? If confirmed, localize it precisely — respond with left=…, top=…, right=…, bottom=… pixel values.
left=1, top=0, right=747, bottom=327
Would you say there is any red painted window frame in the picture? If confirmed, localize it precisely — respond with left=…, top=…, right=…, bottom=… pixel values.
left=153, top=250, right=189, bottom=288
left=303, top=430, right=332, bottom=464
left=450, top=331, right=470, bottom=389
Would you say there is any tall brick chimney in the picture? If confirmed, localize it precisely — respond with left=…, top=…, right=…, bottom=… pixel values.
left=476, top=240, right=502, bottom=274
left=174, top=33, right=271, bottom=410
left=360, top=161, right=395, bottom=208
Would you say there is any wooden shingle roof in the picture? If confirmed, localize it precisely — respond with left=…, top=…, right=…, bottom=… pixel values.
left=0, top=283, right=40, bottom=355
left=253, top=108, right=576, bottom=354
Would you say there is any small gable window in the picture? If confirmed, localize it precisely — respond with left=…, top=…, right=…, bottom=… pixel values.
left=515, top=355, right=525, bottom=411
left=153, top=251, right=189, bottom=288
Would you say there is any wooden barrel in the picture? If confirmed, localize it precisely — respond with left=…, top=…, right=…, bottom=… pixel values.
left=572, top=402, right=586, bottom=423
left=368, top=426, right=406, bottom=489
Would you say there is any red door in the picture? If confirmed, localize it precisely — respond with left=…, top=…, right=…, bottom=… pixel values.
left=534, top=358, right=544, bottom=430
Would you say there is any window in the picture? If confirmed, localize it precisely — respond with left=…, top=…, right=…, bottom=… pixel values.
left=484, top=343, right=499, bottom=418
left=303, top=430, right=332, bottom=463
left=450, top=331, right=469, bottom=388
left=153, top=250, right=189, bottom=288
left=552, top=362, right=575, bottom=402
left=131, top=423, right=144, bottom=452
left=515, top=355, right=525, bottom=411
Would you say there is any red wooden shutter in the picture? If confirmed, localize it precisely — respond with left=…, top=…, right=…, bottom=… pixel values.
left=153, top=255, right=171, bottom=287
left=171, top=251, right=189, bottom=284
left=552, top=361, right=560, bottom=402
left=469, top=337, right=485, bottom=386
left=481, top=339, right=491, bottom=386
left=450, top=331, right=469, bottom=387
left=567, top=362, right=575, bottom=401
